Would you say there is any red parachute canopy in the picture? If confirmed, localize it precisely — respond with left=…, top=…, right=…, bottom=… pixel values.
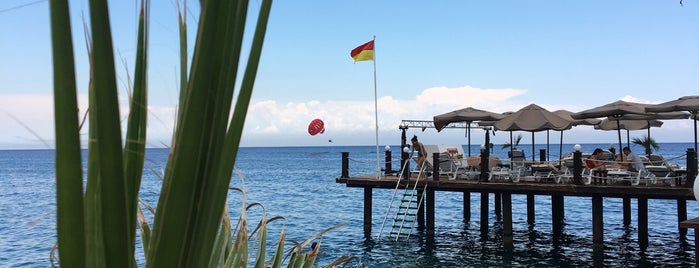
left=308, top=119, right=325, bottom=136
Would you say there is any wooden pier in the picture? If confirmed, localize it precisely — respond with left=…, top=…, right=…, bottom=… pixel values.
left=336, top=149, right=699, bottom=265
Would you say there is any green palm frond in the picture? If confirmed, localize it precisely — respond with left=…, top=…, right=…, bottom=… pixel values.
left=632, top=135, right=660, bottom=156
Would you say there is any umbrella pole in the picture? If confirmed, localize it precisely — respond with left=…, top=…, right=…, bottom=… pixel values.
left=626, top=129, right=630, bottom=149
left=617, top=119, right=624, bottom=163
left=510, top=131, right=513, bottom=169
left=647, top=127, right=651, bottom=158
left=531, top=132, right=535, bottom=162
left=694, top=111, right=698, bottom=152
left=559, top=131, right=563, bottom=162
left=547, top=130, right=550, bottom=162
left=467, top=124, right=471, bottom=157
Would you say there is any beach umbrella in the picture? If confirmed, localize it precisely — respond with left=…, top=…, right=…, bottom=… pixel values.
left=553, top=110, right=602, bottom=161
left=645, top=96, right=699, bottom=152
left=571, top=100, right=669, bottom=162
left=494, top=104, right=572, bottom=161
left=595, top=118, right=664, bottom=150
left=433, top=107, right=506, bottom=156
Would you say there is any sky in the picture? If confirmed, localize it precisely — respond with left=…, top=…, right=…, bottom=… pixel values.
left=0, top=0, right=698, bottom=150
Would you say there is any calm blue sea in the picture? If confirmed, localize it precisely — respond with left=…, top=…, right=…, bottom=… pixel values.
left=1, top=143, right=698, bottom=267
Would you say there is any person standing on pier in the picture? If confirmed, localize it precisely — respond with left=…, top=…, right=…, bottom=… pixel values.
left=411, top=135, right=427, bottom=179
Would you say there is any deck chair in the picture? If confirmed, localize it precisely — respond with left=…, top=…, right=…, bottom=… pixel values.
left=648, top=154, right=668, bottom=166
left=438, top=153, right=459, bottom=180
left=509, top=150, right=526, bottom=168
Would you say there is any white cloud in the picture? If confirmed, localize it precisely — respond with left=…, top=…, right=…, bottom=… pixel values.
left=1, top=87, right=695, bottom=149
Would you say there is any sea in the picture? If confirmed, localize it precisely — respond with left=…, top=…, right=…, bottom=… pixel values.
left=1, top=143, right=698, bottom=267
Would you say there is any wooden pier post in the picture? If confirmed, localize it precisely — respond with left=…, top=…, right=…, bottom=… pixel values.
left=502, top=192, right=513, bottom=248
left=679, top=199, right=688, bottom=236
left=481, top=191, right=489, bottom=233
left=342, top=152, right=349, bottom=178
left=638, top=197, right=649, bottom=249
left=494, top=193, right=502, bottom=219
left=678, top=218, right=699, bottom=268
left=592, top=196, right=604, bottom=245
left=463, top=192, right=471, bottom=222
left=527, top=194, right=535, bottom=225
left=417, top=189, right=425, bottom=229
left=552, top=195, right=564, bottom=234
left=623, top=198, right=631, bottom=225
left=363, top=187, right=372, bottom=237
left=426, top=189, right=435, bottom=236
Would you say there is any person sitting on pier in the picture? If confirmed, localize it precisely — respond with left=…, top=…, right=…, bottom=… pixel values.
left=411, top=135, right=427, bottom=179
left=620, top=146, right=645, bottom=172
left=586, top=148, right=607, bottom=171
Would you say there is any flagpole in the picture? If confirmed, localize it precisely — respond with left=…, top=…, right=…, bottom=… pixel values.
left=372, top=36, right=380, bottom=180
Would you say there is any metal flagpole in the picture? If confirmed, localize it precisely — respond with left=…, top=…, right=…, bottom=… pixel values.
left=372, top=36, right=380, bottom=180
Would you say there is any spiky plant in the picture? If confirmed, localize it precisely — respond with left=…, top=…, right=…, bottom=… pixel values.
left=501, top=133, right=522, bottom=150
left=632, top=135, right=660, bottom=157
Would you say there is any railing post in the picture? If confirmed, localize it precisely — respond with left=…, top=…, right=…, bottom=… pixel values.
left=432, top=152, right=440, bottom=180
left=539, top=149, right=546, bottom=162
left=341, top=152, right=349, bottom=178
left=401, top=146, right=410, bottom=179
left=687, top=148, right=697, bottom=187
left=573, top=150, right=582, bottom=185
left=479, top=129, right=491, bottom=182
left=384, top=148, right=392, bottom=175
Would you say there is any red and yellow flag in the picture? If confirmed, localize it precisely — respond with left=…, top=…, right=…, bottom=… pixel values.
left=350, top=40, right=374, bottom=62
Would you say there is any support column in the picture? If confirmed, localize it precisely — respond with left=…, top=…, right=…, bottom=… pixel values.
left=552, top=195, right=564, bottom=234
left=502, top=193, right=513, bottom=248
left=638, top=198, right=649, bottom=249
left=417, top=189, right=425, bottom=229
left=623, top=198, right=631, bottom=226
left=481, top=191, right=489, bottom=233
left=463, top=192, right=471, bottom=222
left=679, top=199, right=688, bottom=236
left=363, top=187, right=372, bottom=237
left=342, top=152, right=349, bottom=178
left=527, top=194, right=535, bottom=225
left=494, top=193, right=502, bottom=220
left=426, top=189, right=435, bottom=236
left=592, top=196, right=603, bottom=245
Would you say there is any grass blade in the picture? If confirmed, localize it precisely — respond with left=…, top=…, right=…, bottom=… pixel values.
left=123, top=0, right=150, bottom=258
left=49, top=0, right=85, bottom=266
left=88, top=0, right=130, bottom=266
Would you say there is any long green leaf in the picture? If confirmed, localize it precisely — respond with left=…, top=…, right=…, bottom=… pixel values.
left=123, top=0, right=150, bottom=259
left=270, top=230, right=286, bottom=268
left=190, top=1, right=273, bottom=265
left=253, top=214, right=268, bottom=268
left=49, top=0, right=85, bottom=266
left=88, top=0, right=130, bottom=266
left=85, top=75, right=107, bottom=267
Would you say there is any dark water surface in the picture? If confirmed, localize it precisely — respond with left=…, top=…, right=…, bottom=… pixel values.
left=1, top=143, right=697, bottom=267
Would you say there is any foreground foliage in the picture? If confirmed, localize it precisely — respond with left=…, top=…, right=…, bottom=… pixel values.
left=50, top=0, right=358, bottom=267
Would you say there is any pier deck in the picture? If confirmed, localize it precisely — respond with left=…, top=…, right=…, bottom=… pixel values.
left=337, top=175, right=694, bottom=199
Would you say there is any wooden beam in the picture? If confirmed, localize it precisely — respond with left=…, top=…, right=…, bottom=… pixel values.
left=363, top=187, right=372, bottom=237
left=592, top=196, right=603, bottom=245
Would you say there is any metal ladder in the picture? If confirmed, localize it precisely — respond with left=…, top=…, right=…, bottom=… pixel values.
left=377, top=155, right=427, bottom=241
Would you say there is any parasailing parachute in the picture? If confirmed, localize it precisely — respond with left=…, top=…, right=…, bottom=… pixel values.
left=308, top=119, right=325, bottom=136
